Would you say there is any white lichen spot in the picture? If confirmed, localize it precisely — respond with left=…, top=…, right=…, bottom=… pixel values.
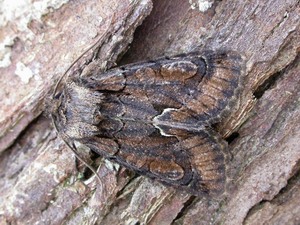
left=129, top=0, right=149, bottom=5
left=0, top=37, right=14, bottom=68
left=74, top=141, right=91, bottom=152
left=15, top=62, right=34, bottom=83
left=43, top=163, right=61, bottom=183
left=105, top=159, right=120, bottom=171
left=43, top=163, right=58, bottom=174
left=189, top=0, right=214, bottom=12
left=199, top=0, right=214, bottom=12
left=0, top=0, right=69, bottom=31
left=0, top=48, right=12, bottom=68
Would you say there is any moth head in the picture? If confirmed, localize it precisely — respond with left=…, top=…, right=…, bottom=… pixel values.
left=51, top=80, right=106, bottom=141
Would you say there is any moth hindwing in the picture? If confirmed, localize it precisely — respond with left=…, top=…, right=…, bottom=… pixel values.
left=52, top=51, right=244, bottom=196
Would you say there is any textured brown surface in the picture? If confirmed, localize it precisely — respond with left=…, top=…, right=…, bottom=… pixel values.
left=0, top=0, right=153, bottom=224
left=0, top=0, right=299, bottom=224
left=52, top=51, right=243, bottom=197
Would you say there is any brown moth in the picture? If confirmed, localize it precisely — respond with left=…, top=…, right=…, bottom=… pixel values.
left=51, top=51, right=244, bottom=196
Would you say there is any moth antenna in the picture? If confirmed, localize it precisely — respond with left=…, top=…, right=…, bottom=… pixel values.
left=52, top=12, right=116, bottom=99
left=67, top=140, right=104, bottom=187
left=51, top=35, right=107, bottom=186
left=51, top=14, right=116, bottom=189
left=51, top=117, right=104, bottom=191
left=52, top=33, right=108, bottom=99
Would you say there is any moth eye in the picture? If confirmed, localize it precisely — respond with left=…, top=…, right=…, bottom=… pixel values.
left=149, top=160, right=184, bottom=180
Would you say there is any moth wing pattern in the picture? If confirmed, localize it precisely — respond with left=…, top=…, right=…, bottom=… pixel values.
left=80, top=127, right=227, bottom=196
left=52, top=51, right=244, bottom=196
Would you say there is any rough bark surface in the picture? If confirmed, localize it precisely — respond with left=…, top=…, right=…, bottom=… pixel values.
left=0, top=0, right=299, bottom=225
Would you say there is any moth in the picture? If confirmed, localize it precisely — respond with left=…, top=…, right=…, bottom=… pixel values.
left=51, top=50, right=244, bottom=196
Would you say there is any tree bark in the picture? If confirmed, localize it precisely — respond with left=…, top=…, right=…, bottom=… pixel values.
left=0, top=0, right=299, bottom=225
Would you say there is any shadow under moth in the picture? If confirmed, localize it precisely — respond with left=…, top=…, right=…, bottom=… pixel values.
left=51, top=51, right=244, bottom=197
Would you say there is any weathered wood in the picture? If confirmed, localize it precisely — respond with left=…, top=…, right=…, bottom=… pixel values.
left=0, top=0, right=153, bottom=224
left=0, top=0, right=299, bottom=224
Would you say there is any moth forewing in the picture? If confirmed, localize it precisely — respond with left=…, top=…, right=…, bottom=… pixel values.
left=52, top=51, right=244, bottom=196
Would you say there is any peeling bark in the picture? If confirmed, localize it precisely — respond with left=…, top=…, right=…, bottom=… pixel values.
left=0, top=0, right=299, bottom=224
